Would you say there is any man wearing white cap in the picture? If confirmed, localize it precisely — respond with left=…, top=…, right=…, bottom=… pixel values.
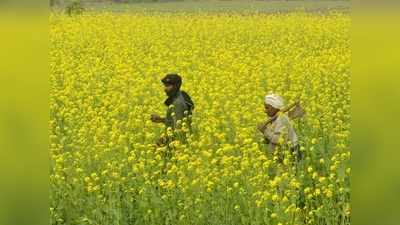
left=258, top=93, right=301, bottom=160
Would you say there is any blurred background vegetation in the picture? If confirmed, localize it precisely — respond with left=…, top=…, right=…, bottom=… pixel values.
left=50, top=0, right=350, bottom=13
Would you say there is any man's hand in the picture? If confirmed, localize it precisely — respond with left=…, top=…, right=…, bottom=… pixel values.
left=257, top=123, right=266, bottom=133
left=156, top=136, right=167, bottom=147
left=151, top=114, right=165, bottom=123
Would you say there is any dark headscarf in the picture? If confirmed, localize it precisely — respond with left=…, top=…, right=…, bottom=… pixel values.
left=161, top=74, right=182, bottom=89
left=161, top=74, right=194, bottom=110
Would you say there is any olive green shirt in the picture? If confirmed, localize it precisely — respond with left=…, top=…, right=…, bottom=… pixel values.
left=165, top=91, right=190, bottom=129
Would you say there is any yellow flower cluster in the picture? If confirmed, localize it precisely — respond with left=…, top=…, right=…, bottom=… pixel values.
left=50, top=12, right=350, bottom=225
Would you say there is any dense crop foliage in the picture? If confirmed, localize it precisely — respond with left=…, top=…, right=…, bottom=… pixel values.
left=50, top=12, right=350, bottom=225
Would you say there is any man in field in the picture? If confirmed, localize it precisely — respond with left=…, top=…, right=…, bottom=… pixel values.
left=151, top=73, right=194, bottom=146
left=257, top=93, right=302, bottom=161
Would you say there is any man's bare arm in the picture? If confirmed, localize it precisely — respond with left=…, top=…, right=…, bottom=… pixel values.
left=151, top=114, right=166, bottom=123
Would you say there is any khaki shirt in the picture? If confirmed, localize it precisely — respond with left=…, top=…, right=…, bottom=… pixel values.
left=263, top=114, right=298, bottom=149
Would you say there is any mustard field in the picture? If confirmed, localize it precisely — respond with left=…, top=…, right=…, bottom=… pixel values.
left=50, top=12, right=350, bottom=225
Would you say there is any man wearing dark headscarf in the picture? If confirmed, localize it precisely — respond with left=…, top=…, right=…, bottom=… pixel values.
left=151, top=73, right=194, bottom=146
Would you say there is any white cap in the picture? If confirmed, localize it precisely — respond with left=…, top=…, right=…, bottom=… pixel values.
left=264, top=94, right=285, bottom=110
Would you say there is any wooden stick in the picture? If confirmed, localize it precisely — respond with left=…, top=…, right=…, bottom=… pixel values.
left=258, top=101, right=299, bottom=132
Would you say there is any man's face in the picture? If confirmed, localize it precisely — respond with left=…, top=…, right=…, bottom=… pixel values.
left=164, top=84, right=175, bottom=95
left=264, top=103, right=279, bottom=117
